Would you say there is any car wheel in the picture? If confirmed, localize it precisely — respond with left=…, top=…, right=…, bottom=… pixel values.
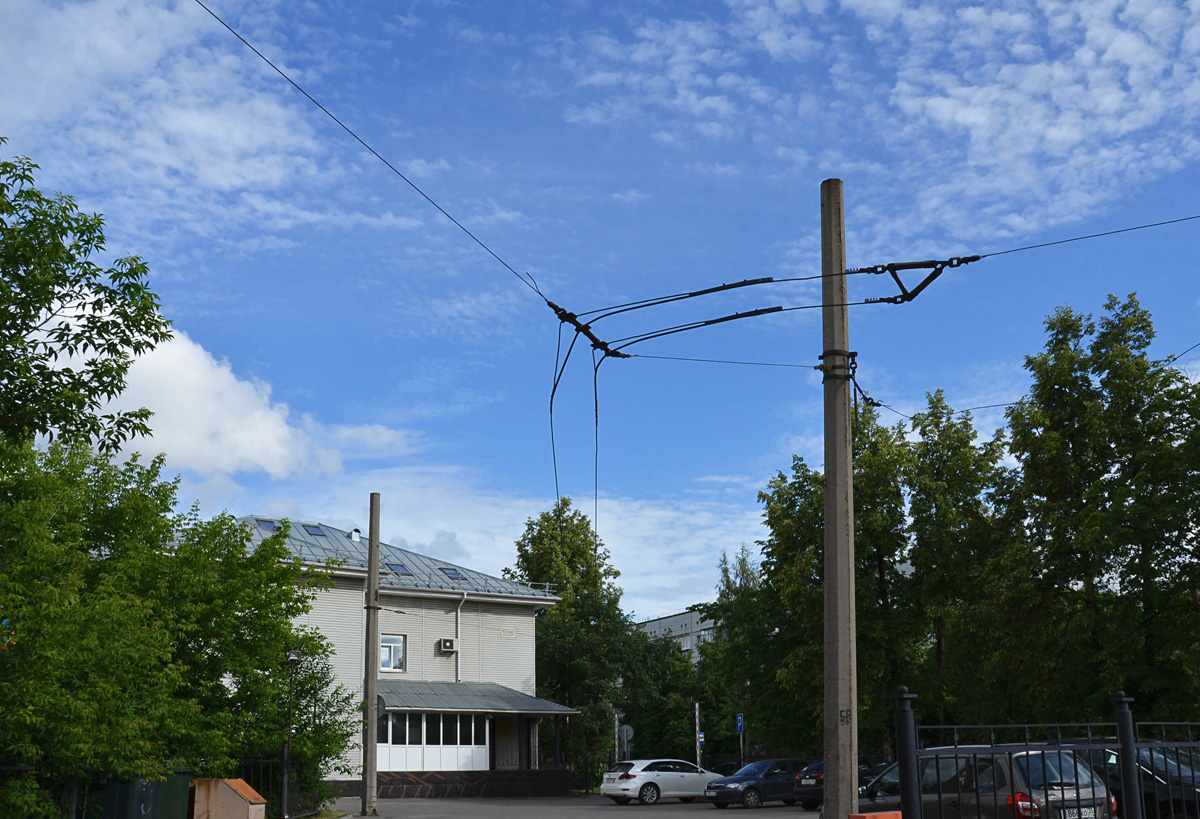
left=639, top=783, right=661, bottom=805
left=784, top=799, right=797, bottom=806
left=742, top=788, right=763, bottom=808
left=801, top=802, right=820, bottom=812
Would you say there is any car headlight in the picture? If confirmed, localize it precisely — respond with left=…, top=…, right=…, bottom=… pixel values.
left=733, top=782, right=747, bottom=789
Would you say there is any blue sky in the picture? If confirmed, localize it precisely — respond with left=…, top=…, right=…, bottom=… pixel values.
left=3, top=0, right=1198, bottom=618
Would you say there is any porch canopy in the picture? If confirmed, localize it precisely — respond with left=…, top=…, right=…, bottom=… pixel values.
left=377, top=679, right=576, bottom=715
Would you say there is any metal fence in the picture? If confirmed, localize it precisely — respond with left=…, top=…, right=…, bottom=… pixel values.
left=238, top=757, right=320, bottom=819
left=568, top=756, right=613, bottom=792
left=886, top=689, right=1200, bottom=819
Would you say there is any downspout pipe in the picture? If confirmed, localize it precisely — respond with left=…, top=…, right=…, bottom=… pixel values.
left=456, top=591, right=467, bottom=682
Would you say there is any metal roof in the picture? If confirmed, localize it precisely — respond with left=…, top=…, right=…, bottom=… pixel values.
left=377, top=680, right=576, bottom=715
left=236, top=516, right=557, bottom=601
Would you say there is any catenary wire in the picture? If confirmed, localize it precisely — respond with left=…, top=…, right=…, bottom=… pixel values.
left=980, top=214, right=1200, bottom=259
left=1169, top=341, right=1200, bottom=362
left=630, top=354, right=813, bottom=368
left=191, top=0, right=542, bottom=298
left=592, top=348, right=602, bottom=544
left=608, top=300, right=875, bottom=353
left=576, top=270, right=868, bottom=320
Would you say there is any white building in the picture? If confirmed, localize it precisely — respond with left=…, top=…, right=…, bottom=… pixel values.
left=240, top=516, right=574, bottom=798
left=635, top=609, right=717, bottom=662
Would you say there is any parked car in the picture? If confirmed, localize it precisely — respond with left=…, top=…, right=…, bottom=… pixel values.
left=601, top=759, right=717, bottom=805
left=855, top=747, right=1117, bottom=819
left=703, top=758, right=809, bottom=809
left=793, top=758, right=890, bottom=810
left=1076, top=744, right=1200, bottom=819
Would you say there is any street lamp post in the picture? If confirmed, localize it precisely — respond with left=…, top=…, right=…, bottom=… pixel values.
left=282, top=650, right=301, bottom=819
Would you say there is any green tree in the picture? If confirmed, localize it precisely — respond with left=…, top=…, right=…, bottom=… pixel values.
left=617, top=631, right=701, bottom=762
left=697, top=544, right=806, bottom=759
left=0, top=441, right=194, bottom=817
left=761, top=406, right=919, bottom=753
left=0, top=440, right=358, bottom=817
left=0, top=142, right=171, bottom=452
left=904, top=391, right=1005, bottom=725
left=506, top=497, right=628, bottom=768
left=0, top=143, right=356, bottom=818
left=1005, top=294, right=1200, bottom=719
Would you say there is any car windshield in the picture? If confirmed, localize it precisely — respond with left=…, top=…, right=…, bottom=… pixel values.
left=1139, top=748, right=1200, bottom=780
left=1016, top=752, right=1102, bottom=789
left=736, top=761, right=772, bottom=776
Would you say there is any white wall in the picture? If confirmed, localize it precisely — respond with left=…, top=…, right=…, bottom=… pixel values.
left=302, top=576, right=544, bottom=777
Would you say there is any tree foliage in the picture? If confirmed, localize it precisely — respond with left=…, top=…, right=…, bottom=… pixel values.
left=0, top=145, right=355, bottom=817
left=0, top=142, right=171, bottom=453
left=0, top=440, right=358, bottom=815
left=506, top=497, right=628, bottom=765
left=690, top=294, right=1199, bottom=753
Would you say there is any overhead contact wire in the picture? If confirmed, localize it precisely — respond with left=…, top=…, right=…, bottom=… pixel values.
left=982, top=214, right=1200, bottom=259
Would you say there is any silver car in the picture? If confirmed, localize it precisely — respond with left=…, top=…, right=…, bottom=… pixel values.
left=858, top=748, right=1117, bottom=819
left=601, top=758, right=716, bottom=805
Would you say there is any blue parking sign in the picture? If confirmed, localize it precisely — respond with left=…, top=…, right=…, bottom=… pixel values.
left=736, top=713, right=744, bottom=734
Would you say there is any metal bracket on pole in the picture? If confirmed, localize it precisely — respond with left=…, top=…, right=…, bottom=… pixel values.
left=854, top=255, right=981, bottom=305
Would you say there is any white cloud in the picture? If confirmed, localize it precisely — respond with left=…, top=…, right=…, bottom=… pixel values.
left=611, top=189, right=649, bottom=202
left=0, top=0, right=381, bottom=252
left=115, top=331, right=419, bottom=480
left=683, top=161, right=742, bottom=177
left=552, top=1, right=1200, bottom=252
left=404, top=158, right=451, bottom=178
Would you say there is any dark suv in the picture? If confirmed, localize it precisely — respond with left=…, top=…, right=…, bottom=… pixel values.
left=1077, top=745, right=1200, bottom=819
left=857, top=748, right=1117, bottom=819
left=704, top=758, right=808, bottom=809
left=793, top=758, right=890, bottom=811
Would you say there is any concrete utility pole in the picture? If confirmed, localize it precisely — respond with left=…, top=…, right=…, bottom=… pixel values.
left=361, top=493, right=381, bottom=816
left=821, top=179, right=858, bottom=819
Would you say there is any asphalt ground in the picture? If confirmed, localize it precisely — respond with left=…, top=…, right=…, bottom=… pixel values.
left=333, top=794, right=817, bottom=817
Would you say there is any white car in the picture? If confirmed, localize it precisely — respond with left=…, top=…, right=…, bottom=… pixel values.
left=601, top=759, right=716, bottom=805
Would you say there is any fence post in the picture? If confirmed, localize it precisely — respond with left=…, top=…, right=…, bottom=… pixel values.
left=894, top=686, right=923, bottom=819
left=1113, top=691, right=1144, bottom=819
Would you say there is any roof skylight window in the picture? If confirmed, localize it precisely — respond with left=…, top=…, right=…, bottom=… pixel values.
left=440, top=567, right=464, bottom=580
left=255, top=519, right=276, bottom=531
left=302, top=524, right=326, bottom=537
left=385, top=563, right=414, bottom=576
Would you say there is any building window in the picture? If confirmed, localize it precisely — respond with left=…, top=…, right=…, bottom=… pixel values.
left=408, top=713, right=422, bottom=745
left=439, top=567, right=464, bottom=580
left=385, top=563, right=414, bottom=576
left=255, top=519, right=276, bottom=530
left=381, top=634, right=406, bottom=671
left=302, top=524, right=325, bottom=536
left=426, top=712, right=442, bottom=745
left=474, top=715, right=487, bottom=746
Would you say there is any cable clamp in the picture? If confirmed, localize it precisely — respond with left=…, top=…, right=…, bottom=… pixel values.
left=816, top=350, right=857, bottom=381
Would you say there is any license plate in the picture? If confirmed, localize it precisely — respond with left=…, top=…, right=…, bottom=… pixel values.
left=604, top=775, right=615, bottom=783
left=1063, top=808, right=1096, bottom=819
left=705, top=791, right=716, bottom=797
left=802, top=778, right=817, bottom=786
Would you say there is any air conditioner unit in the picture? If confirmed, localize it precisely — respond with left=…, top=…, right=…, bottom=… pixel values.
left=439, top=637, right=458, bottom=654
